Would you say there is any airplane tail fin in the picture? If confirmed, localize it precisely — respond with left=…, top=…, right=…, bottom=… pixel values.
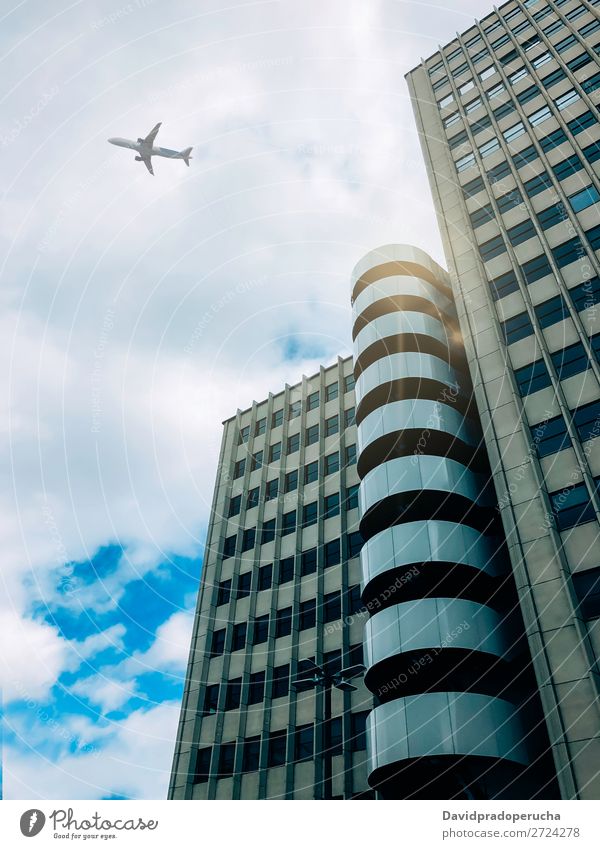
left=180, top=146, right=193, bottom=166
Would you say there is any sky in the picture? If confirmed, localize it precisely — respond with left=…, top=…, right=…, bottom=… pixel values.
left=2, top=0, right=493, bottom=799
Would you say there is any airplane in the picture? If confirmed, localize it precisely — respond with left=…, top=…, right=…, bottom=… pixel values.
left=107, top=122, right=192, bottom=176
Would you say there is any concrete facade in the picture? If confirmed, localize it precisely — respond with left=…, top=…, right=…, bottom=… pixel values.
left=406, top=0, right=600, bottom=800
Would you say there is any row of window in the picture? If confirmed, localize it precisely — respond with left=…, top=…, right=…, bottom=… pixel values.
left=531, top=398, right=600, bottom=460
left=479, top=223, right=600, bottom=268
left=433, top=5, right=600, bottom=109
left=514, top=335, right=600, bottom=397
left=237, top=378, right=355, bottom=443
left=234, top=414, right=356, bottom=477
left=217, top=534, right=362, bottom=603
left=461, top=109, right=598, bottom=201
left=210, top=583, right=364, bottom=656
left=455, top=85, right=598, bottom=175
left=203, top=646, right=364, bottom=714
left=193, top=710, right=369, bottom=782
left=228, top=477, right=359, bottom=522
left=470, top=185, right=600, bottom=233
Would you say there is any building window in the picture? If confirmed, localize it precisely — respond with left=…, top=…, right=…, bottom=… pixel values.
left=299, top=599, right=316, bottom=630
left=571, top=278, right=600, bottom=313
left=350, top=712, right=369, bottom=751
left=346, top=483, right=359, bottom=510
left=569, top=186, right=600, bottom=214
left=523, top=172, right=552, bottom=198
left=501, top=312, right=534, bottom=346
left=347, top=531, right=363, bottom=558
left=324, top=452, right=340, bottom=475
left=324, top=492, right=340, bottom=519
left=242, top=736, right=261, bottom=772
left=512, top=145, right=538, bottom=168
left=345, top=444, right=357, bottom=465
left=239, top=425, right=250, bottom=444
left=516, top=84, right=539, bottom=105
left=225, top=678, right=242, bottom=711
left=521, top=254, right=552, bottom=284
left=267, top=730, right=287, bottom=767
left=217, top=744, right=236, bottom=779
left=462, top=176, right=485, bottom=199
left=531, top=416, right=571, bottom=458
left=555, top=89, right=580, bottom=111
left=489, top=270, right=519, bottom=300
left=438, top=93, right=454, bottom=109
left=551, top=342, right=590, bottom=380
left=456, top=152, right=475, bottom=172
left=234, top=458, right=246, bottom=479
left=237, top=571, right=251, bottom=599
left=232, top=622, right=246, bottom=652
left=582, top=141, right=600, bottom=165
left=550, top=482, right=595, bottom=531
left=344, top=374, right=355, bottom=393
left=223, top=535, right=236, bottom=558
left=344, top=407, right=355, bottom=427
left=265, top=479, right=278, bottom=501
left=306, top=390, right=319, bottom=410
left=572, top=400, right=600, bottom=443
left=305, top=424, right=319, bottom=446
left=211, top=628, right=226, bottom=657
left=272, top=409, right=283, bottom=428
left=304, top=460, right=319, bottom=484
left=228, top=494, right=241, bottom=517
left=493, top=100, right=515, bottom=120
left=478, top=137, right=500, bottom=158
left=503, top=122, right=525, bottom=143
left=203, top=684, right=219, bottom=715
left=258, top=563, right=272, bottom=591
left=251, top=451, right=263, bottom=472
left=278, top=556, right=294, bottom=584
left=539, top=127, right=567, bottom=152
left=535, top=295, right=570, bottom=329
left=553, top=237, right=587, bottom=270
left=537, top=204, right=567, bottom=231
left=527, top=105, right=551, bottom=127
left=328, top=717, right=343, bottom=755
left=284, top=469, right=298, bottom=493
left=572, top=567, right=600, bottom=620
left=514, top=359, right=551, bottom=396
left=255, top=417, right=266, bottom=436
left=269, top=442, right=281, bottom=462
left=247, top=487, right=259, bottom=509
left=507, top=219, right=536, bottom=247
left=287, top=432, right=300, bottom=454
left=302, top=501, right=318, bottom=527
left=289, top=400, right=301, bottom=419
left=294, top=724, right=314, bottom=762
left=325, top=415, right=339, bottom=437
left=323, top=591, right=342, bottom=623
left=479, top=235, right=506, bottom=262
left=347, top=584, right=363, bottom=615
left=241, top=528, right=256, bottom=552
left=301, top=548, right=317, bottom=575
left=325, top=382, right=339, bottom=402
left=347, top=642, right=364, bottom=667
left=271, top=664, right=290, bottom=699
left=324, top=538, right=341, bottom=567
left=261, top=518, right=275, bottom=545
left=252, top=614, right=269, bottom=645
left=282, top=510, right=296, bottom=536
left=193, top=747, right=212, bottom=784
left=248, top=672, right=265, bottom=705
left=569, top=112, right=597, bottom=137
left=216, top=579, right=231, bottom=606
left=275, top=607, right=292, bottom=638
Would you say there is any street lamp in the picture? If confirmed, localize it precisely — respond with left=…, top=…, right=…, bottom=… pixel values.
left=292, top=658, right=366, bottom=799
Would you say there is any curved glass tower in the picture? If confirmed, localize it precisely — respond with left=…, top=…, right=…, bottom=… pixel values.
left=351, top=244, right=557, bottom=799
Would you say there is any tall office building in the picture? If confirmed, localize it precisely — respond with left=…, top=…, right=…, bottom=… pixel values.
left=407, top=0, right=600, bottom=799
left=169, top=357, right=375, bottom=799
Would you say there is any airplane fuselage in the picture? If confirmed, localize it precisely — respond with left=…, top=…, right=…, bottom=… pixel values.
left=108, top=137, right=184, bottom=159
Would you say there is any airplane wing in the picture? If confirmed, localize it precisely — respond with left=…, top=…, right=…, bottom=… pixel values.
left=144, top=122, right=161, bottom=145
left=142, top=155, right=154, bottom=175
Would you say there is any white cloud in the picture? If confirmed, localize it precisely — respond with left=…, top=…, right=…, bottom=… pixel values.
left=4, top=700, right=181, bottom=799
